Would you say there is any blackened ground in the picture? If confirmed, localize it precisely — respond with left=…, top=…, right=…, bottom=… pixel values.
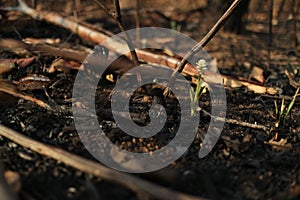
left=0, top=0, right=300, bottom=199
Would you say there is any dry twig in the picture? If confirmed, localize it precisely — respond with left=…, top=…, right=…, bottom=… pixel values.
left=93, top=0, right=140, bottom=66
left=285, top=70, right=300, bottom=89
left=267, top=0, right=274, bottom=70
left=0, top=80, right=53, bottom=111
left=199, top=107, right=270, bottom=133
left=0, top=80, right=72, bottom=116
left=169, top=0, right=243, bottom=81
left=135, top=0, right=141, bottom=48
left=0, top=38, right=87, bottom=63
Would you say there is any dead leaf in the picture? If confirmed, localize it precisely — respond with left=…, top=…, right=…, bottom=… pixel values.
left=105, top=74, right=115, bottom=82
left=243, top=61, right=251, bottom=69
left=249, top=66, right=265, bottom=83
left=48, top=59, right=81, bottom=74
left=240, top=134, right=253, bottom=152
left=15, top=57, right=35, bottom=68
left=0, top=57, right=35, bottom=74
left=222, top=136, right=241, bottom=153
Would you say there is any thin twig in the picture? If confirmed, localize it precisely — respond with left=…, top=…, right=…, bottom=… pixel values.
left=0, top=80, right=53, bottom=111
left=264, top=140, right=292, bottom=150
left=113, top=0, right=121, bottom=21
left=275, top=0, right=285, bottom=21
left=0, top=38, right=87, bottom=63
left=285, top=70, right=300, bottom=89
left=267, top=0, right=274, bottom=70
left=225, top=118, right=269, bottom=133
left=0, top=80, right=71, bottom=116
left=0, top=124, right=207, bottom=200
left=169, top=0, right=243, bottom=82
left=93, top=0, right=140, bottom=67
left=292, top=0, right=298, bottom=47
left=199, top=107, right=270, bottom=133
left=135, top=0, right=141, bottom=48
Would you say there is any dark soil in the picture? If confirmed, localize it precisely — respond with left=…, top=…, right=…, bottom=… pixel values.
left=1, top=0, right=300, bottom=200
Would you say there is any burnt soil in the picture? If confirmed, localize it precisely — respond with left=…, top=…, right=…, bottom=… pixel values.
left=1, top=0, right=300, bottom=200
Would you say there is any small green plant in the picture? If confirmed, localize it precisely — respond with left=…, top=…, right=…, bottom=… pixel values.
left=274, top=87, right=299, bottom=140
left=289, top=62, right=300, bottom=76
left=170, top=20, right=182, bottom=32
left=190, top=59, right=207, bottom=116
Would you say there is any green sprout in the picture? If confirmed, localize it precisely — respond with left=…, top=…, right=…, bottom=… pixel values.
left=170, top=20, right=182, bottom=32
left=274, top=87, right=299, bottom=140
left=190, top=59, right=207, bottom=116
left=289, top=63, right=300, bottom=76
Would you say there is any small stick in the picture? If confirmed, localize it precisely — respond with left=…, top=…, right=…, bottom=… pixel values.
left=285, top=70, right=300, bottom=89
left=267, top=0, right=274, bottom=70
left=0, top=38, right=87, bottom=63
left=0, top=80, right=53, bottom=111
left=0, top=80, right=71, bottom=116
left=169, top=0, right=243, bottom=82
left=275, top=0, right=285, bottom=21
left=0, top=124, right=207, bottom=200
left=135, top=0, right=141, bottom=48
left=199, top=107, right=270, bottom=133
left=292, top=0, right=298, bottom=47
left=225, top=118, right=269, bottom=133
left=93, top=0, right=140, bottom=67
left=264, top=140, right=292, bottom=150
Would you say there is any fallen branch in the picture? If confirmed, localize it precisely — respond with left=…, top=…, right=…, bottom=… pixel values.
left=1, top=0, right=282, bottom=96
left=0, top=79, right=72, bottom=116
left=1, top=0, right=198, bottom=76
left=0, top=124, right=207, bottom=200
left=0, top=80, right=53, bottom=111
left=0, top=38, right=136, bottom=75
left=0, top=37, right=281, bottom=95
left=0, top=38, right=87, bottom=63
